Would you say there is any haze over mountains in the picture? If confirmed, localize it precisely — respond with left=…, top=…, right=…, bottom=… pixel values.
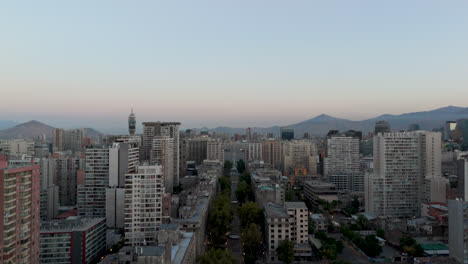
left=1, top=106, right=467, bottom=139
left=0, top=120, right=103, bottom=140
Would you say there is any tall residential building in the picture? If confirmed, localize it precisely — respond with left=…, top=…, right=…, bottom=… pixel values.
left=280, top=127, right=294, bottom=140
left=128, top=108, right=136, bottom=136
left=143, top=122, right=180, bottom=187
left=187, top=138, right=208, bottom=165
left=246, top=127, right=251, bottom=140
left=0, top=157, right=40, bottom=264
left=262, top=139, right=282, bottom=168
left=324, top=135, right=363, bottom=192
left=455, top=119, right=468, bottom=150
left=52, top=128, right=65, bottom=152
left=282, top=140, right=317, bottom=176
left=457, top=156, right=468, bottom=201
left=448, top=199, right=468, bottom=264
left=365, top=131, right=442, bottom=218
left=64, top=128, right=86, bottom=153
left=39, top=158, right=59, bottom=220
left=78, top=148, right=110, bottom=218
left=0, top=139, right=35, bottom=156
left=151, top=136, right=174, bottom=193
left=207, top=139, right=224, bottom=162
left=124, top=165, right=165, bottom=246
left=247, top=142, right=263, bottom=161
left=374, top=121, right=391, bottom=135
left=264, top=202, right=311, bottom=262
left=40, top=217, right=106, bottom=264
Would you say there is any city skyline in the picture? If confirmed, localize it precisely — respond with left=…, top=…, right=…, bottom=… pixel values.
left=2, top=0, right=468, bottom=129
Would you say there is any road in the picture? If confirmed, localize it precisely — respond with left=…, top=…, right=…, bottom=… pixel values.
left=228, top=170, right=243, bottom=263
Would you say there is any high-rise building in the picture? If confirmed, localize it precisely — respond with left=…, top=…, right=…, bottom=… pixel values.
left=246, top=127, right=251, bottom=140
left=444, top=121, right=457, bottom=141
left=448, top=199, right=468, bottom=264
left=324, top=135, right=362, bottom=192
left=374, top=121, right=391, bottom=135
left=206, top=139, right=224, bottom=162
left=128, top=108, right=136, bottom=136
left=262, top=139, right=281, bottom=168
left=52, top=128, right=65, bottom=152
left=280, top=127, right=294, bottom=140
left=0, top=139, right=35, bottom=156
left=455, top=119, right=468, bottom=150
left=247, top=142, right=263, bottom=161
left=457, top=156, right=468, bottom=201
left=64, top=129, right=86, bottom=153
left=143, top=122, right=180, bottom=187
left=186, top=138, right=208, bottom=165
left=0, top=157, right=40, bottom=264
left=124, top=165, right=165, bottom=246
left=151, top=136, right=174, bottom=193
left=282, top=140, right=317, bottom=176
left=39, top=158, right=59, bottom=220
left=365, top=131, right=442, bottom=218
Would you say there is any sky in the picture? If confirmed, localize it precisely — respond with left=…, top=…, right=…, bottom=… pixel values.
left=1, top=1, right=468, bottom=132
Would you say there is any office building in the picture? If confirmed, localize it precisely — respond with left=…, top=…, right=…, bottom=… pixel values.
left=365, top=131, right=442, bottom=218
left=445, top=121, right=457, bottom=141
left=186, top=138, right=208, bottom=165
left=456, top=119, right=468, bottom=150
left=304, top=180, right=338, bottom=205
left=40, top=158, right=59, bottom=220
left=143, top=122, right=180, bottom=186
left=448, top=199, right=468, bottom=264
left=324, top=135, right=363, bottom=192
left=124, top=165, right=165, bottom=246
left=0, top=157, right=40, bottom=264
left=40, top=217, right=106, bottom=264
left=280, top=127, right=294, bottom=140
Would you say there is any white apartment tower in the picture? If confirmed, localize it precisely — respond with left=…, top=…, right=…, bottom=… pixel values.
left=324, top=136, right=363, bottom=192
left=248, top=142, right=263, bottom=161
left=282, top=140, right=317, bottom=176
left=124, top=165, right=165, bottom=246
left=143, top=122, right=180, bottom=188
left=365, top=131, right=442, bottom=218
left=150, top=136, right=174, bottom=193
left=207, top=139, right=224, bottom=162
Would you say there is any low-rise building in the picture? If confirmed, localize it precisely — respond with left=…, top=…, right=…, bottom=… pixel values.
left=310, top=214, right=328, bottom=231
left=304, top=180, right=338, bottom=205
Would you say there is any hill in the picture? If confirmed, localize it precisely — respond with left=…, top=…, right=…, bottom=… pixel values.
left=0, top=120, right=54, bottom=140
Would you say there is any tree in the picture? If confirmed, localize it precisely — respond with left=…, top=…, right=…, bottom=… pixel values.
left=239, top=173, right=251, bottom=186
left=219, top=176, right=231, bottom=192
left=362, top=235, right=382, bottom=257
left=237, top=201, right=262, bottom=228
left=276, top=240, right=294, bottom=264
left=236, top=159, right=246, bottom=173
left=376, top=228, right=385, bottom=239
left=352, top=197, right=360, bottom=210
left=224, top=160, right=233, bottom=176
left=356, top=215, right=369, bottom=230
left=241, top=223, right=262, bottom=264
left=308, top=216, right=315, bottom=234
left=235, top=181, right=250, bottom=204
left=320, top=243, right=337, bottom=260
left=400, top=236, right=416, bottom=248
left=197, top=248, right=237, bottom=264
left=285, top=189, right=296, bottom=201
left=209, top=193, right=233, bottom=244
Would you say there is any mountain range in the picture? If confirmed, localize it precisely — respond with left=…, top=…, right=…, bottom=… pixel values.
left=0, top=120, right=103, bottom=140
left=1, top=106, right=467, bottom=139
left=198, top=106, right=468, bottom=136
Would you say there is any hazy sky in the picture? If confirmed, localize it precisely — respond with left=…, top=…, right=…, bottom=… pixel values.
left=1, top=1, right=467, bottom=131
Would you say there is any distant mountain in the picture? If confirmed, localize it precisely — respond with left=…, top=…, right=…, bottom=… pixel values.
left=0, top=120, right=54, bottom=140
left=0, top=120, right=18, bottom=130
left=203, top=106, right=468, bottom=137
left=0, top=120, right=104, bottom=140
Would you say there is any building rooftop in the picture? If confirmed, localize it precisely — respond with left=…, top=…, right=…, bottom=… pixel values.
left=40, top=217, right=105, bottom=233
left=265, top=203, right=290, bottom=219
left=172, top=232, right=194, bottom=264
left=120, top=246, right=166, bottom=257
left=160, top=224, right=179, bottom=231
left=285, top=201, right=307, bottom=209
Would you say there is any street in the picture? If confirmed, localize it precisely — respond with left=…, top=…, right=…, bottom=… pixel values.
left=229, top=169, right=244, bottom=263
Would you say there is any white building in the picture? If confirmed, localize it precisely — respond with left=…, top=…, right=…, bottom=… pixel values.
left=124, top=165, right=165, bottom=246
left=282, top=140, right=317, bottom=176
left=248, top=142, right=263, bottom=161
left=151, top=136, right=174, bottom=193
left=324, top=136, right=363, bottom=192
left=0, top=139, right=35, bottom=156
left=206, top=139, right=224, bottom=162
left=365, top=131, right=442, bottom=218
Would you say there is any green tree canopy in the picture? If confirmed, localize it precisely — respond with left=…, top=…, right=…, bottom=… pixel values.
left=208, top=192, right=233, bottom=244
left=276, top=240, right=294, bottom=264
left=237, top=201, right=262, bottom=228
left=241, top=223, right=262, bottom=264
left=197, top=248, right=237, bottom=264
left=235, top=180, right=250, bottom=204
left=236, top=159, right=246, bottom=173
left=219, top=176, right=231, bottom=192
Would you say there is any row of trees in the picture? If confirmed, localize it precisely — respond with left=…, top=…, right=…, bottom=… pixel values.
left=236, top=172, right=253, bottom=203
left=315, top=231, right=344, bottom=261
left=238, top=201, right=263, bottom=264
left=340, top=226, right=382, bottom=257
left=400, top=236, right=424, bottom=257
left=208, top=190, right=234, bottom=245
